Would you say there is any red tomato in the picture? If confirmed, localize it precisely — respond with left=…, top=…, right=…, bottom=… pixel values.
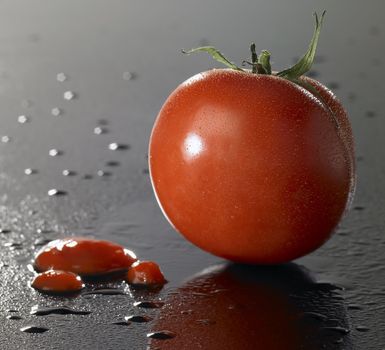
left=31, top=270, right=84, bottom=294
left=149, top=69, right=354, bottom=263
left=126, top=261, right=167, bottom=286
left=34, top=237, right=137, bottom=276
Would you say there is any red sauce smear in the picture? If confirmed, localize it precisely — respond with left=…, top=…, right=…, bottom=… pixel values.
left=34, top=237, right=137, bottom=276
left=31, top=270, right=84, bottom=294
left=126, top=261, right=167, bottom=286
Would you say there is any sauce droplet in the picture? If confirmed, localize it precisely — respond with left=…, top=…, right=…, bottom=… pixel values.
left=126, top=261, right=167, bottom=286
left=31, top=270, right=84, bottom=294
left=33, top=238, right=137, bottom=276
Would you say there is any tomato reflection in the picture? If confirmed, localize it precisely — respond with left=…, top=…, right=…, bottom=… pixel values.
left=148, top=263, right=350, bottom=350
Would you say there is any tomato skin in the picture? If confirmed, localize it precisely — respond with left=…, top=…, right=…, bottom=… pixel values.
left=149, top=69, right=354, bottom=264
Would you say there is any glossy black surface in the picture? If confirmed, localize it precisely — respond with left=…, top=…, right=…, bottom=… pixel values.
left=0, top=0, right=384, bottom=349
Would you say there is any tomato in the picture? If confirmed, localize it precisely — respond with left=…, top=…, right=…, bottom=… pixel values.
left=34, top=237, right=137, bottom=276
left=149, top=71, right=354, bottom=264
left=126, top=261, right=167, bottom=286
left=31, top=270, right=84, bottom=294
left=148, top=13, right=354, bottom=264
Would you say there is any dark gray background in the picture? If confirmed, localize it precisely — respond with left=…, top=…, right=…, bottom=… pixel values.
left=0, top=0, right=383, bottom=349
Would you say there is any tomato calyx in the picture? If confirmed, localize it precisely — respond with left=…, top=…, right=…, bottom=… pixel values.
left=182, top=11, right=325, bottom=82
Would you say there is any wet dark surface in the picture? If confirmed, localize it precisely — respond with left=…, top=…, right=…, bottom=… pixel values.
left=0, top=0, right=384, bottom=349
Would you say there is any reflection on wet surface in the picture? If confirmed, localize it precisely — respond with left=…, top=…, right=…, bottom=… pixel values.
left=149, top=263, right=351, bottom=350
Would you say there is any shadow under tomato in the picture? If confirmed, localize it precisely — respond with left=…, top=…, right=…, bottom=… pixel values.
left=148, top=263, right=352, bottom=350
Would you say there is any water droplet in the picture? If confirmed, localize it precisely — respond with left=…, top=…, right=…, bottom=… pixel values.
left=133, top=301, right=164, bottom=309
left=48, top=189, right=67, bottom=196
left=97, top=170, right=111, bottom=177
left=20, top=325, right=49, bottom=334
left=49, top=149, right=63, bottom=157
left=24, top=168, right=37, bottom=175
left=1, top=136, right=11, bottom=143
left=106, top=161, right=120, bottom=167
left=56, top=72, right=67, bottom=82
left=94, top=126, right=107, bottom=135
left=18, top=115, right=29, bottom=124
left=63, top=91, right=76, bottom=100
left=62, top=169, right=76, bottom=176
left=356, top=326, right=369, bottom=332
left=30, top=306, right=91, bottom=316
left=147, top=330, right=175, bottom=340
left=82, top=288, right=126, bottom=296
left=7, top=315, right=22, bottom=320
left=109, top=143, right=130, bottom=151
left=51, top=107, right=62, bottom=117
left=124, top=315, right=152, bottom=323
